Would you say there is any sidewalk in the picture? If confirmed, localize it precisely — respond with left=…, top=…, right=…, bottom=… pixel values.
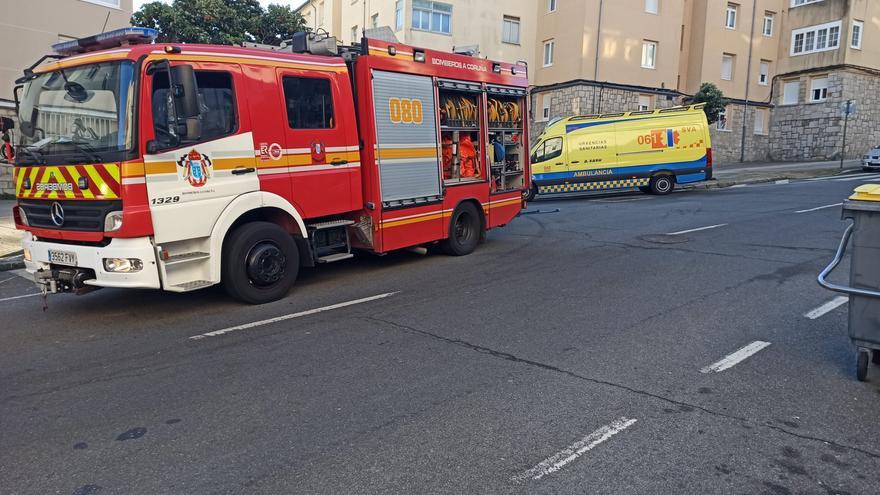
left=707, top=159, right=865, bottom=187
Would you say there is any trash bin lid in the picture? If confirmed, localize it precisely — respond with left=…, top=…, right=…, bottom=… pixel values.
left=850, top=184, right=880, bottom=202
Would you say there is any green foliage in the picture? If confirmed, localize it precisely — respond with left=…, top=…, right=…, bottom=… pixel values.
left=131, top=0, right=308, bottom=46
left=690, top=83, right=729, bottom=125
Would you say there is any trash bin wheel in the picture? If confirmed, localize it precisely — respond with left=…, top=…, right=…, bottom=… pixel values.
left=857, top=349, right=870, bottom=382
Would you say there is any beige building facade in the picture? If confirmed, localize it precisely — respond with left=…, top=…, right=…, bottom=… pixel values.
left=0, top=0, right=132, bottom=193
left=297, top=0, right=536, bottom=82
left=0, top=0, right=134, bottom=111
left=531, top=0, right=880, bottom=162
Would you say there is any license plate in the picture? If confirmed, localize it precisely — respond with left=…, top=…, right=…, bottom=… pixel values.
left=48, top=250, right=77, bottom=266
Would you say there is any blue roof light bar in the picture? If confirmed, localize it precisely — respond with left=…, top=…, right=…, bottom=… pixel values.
left=51, top=27, right=158, bottom=56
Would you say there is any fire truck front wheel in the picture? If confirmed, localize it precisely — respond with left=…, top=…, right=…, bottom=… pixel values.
left=222, top=221, right=300, bottom=304
left=441, top=202, right=483, bottom=256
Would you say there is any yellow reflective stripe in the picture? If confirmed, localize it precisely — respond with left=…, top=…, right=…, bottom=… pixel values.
left=85, top=166, right=116, bottom=199
left=378, top=147, right=437, bottom=160
left=66, top=167, right=95, bottom=199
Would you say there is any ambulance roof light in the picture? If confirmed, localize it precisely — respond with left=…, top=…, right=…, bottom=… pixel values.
left=51, top=27, right=158, bottom=56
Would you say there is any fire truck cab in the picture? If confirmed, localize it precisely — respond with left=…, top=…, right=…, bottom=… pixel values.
left=12, top=28, right=530, bottom=304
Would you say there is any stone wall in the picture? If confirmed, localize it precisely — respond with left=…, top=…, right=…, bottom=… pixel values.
left=769, top=68, right=880, bottom=161
left=0, top=163, right=12, bottom=196
left=708, top=103, right=772, bottom=163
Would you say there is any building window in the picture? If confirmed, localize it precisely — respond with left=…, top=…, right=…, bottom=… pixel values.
left=395, top=0, right=404, bottom=30
left=791, top=21, right=842, bottom=56
left=502, top=16, right=520, bottom=44
left=721, top=53, right=735, bottom=81
left=412, top=0, right=452, bottom=34
left=763, top=12, right=774, bottom=37
left=351, top=25, right=358, bottom=42
left=791, top=0, right=823, bottom=6
left=540, top=95, right=551, bottom=121
left=638, top=95, right=653, bottom=111
left=543, top=39, right=555, bottom=66
left=810, top=76, right=828, bottom=102
left=754, top=108, right=769, bottom=135
left=852, top=20, right=863, bottom=49
left=782, top=80, right=800, bottom=105
left=641, top=40, right=657, bottom=69
left=645, top=0, right=659, bottom=14
left=548, top=0, right=557, bottom=13
left=371, top=13, right=379, bottom=28
left=725, top=3, right=738, bottom=29
left=759, top=60, right=770, bottom=85
left=283, top=77, right=335, bottom=129
left=716, top=108, right=729, bottom=131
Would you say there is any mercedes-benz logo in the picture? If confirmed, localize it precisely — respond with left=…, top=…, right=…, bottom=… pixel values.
left=50, top=202, right=65, bottom=227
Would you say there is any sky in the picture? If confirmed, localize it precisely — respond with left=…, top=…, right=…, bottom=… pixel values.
left=133, top=0, right=308, bottom=11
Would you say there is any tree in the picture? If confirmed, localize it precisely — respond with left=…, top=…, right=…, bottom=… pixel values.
left=131, top=0, right=308, bottom=46
left=690, top=83, right=729, bottom=125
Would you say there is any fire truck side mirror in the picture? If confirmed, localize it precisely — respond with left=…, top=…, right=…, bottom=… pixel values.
left=170, top=65, right=200, bottom=120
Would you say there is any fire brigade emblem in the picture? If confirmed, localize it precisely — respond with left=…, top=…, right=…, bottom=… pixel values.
left=177, top=149, right=213, bottom=187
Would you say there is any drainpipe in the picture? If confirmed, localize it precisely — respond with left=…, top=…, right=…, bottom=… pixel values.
left=592, top=0, right=604, bottom=114
left=739, top=0, right=757, bottom=162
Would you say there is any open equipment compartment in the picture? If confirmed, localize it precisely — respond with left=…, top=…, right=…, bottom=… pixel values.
left=439, top=79, right=482, bottom=184
left=486, top=85, right=526, bottom=193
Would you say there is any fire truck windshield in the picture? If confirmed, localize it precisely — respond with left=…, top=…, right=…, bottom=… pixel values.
left=16, top=61, right=136, bottom=165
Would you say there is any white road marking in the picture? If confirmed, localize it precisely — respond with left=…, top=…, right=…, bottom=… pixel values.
left=796, top=203, right=842, bottom=214
left=700, top=341, right=772, bottom=374
left=513, top=417, right=638, bottom=482
left=806, top=173, right=877, bottom=182
left=775, top=179, right=790, bottom=185
left=593, top=197, right=653, bottom=203
left=0, top=276, right=15, bottom=285
left=0, top=292, right=41, bottom=302
left=832, top=175, right=880, bottom=182
left=190, top=292, right=399, bottom=339
left=804, top=296, right=849, bottom=320
left=729, top=184, right=748, bottom=189
left=666, top=224, right=728, bottom=236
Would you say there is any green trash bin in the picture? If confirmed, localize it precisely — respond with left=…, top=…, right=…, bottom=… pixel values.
left=819, top=184, right=880, bottom=381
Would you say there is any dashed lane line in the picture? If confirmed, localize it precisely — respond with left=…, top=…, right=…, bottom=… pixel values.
left=512, top=417, right=638, bottom=482
left=0, top=292, right=41, bottom=303
left=189, top=292, right=399, bottom=340
left=700, top=341, right=772, bottom=374
left=795, top=203, right=842, bottom=214
left=666, top=224, right=728, bottom=236
left=804, top=296, right=849, bottom=320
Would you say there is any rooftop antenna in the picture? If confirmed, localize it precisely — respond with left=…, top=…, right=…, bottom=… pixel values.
left=101, top=11, right=110, bottom=33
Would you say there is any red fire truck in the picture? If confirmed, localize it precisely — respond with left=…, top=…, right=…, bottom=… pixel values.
left=11, top=28, right=530, bottom=304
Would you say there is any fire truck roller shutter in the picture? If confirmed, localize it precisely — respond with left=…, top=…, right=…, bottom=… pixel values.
left=371, top=70, right=441, bottom=204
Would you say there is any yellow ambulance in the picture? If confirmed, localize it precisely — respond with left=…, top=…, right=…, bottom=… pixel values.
left=526, top=104, right=712, bottom=200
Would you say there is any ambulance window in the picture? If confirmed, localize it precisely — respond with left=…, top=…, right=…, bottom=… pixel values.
left=151, top=70, right=236, bottom=145
left=283, top=76, right=335, bottom=129
left=533, top=137, right=562, bottom=163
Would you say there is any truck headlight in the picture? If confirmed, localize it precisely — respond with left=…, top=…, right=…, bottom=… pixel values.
left=104, top=211, right=123, bottom=232
left=13, top=205, right=28, bottom=226
left=103, top=258, right=143, bottom=272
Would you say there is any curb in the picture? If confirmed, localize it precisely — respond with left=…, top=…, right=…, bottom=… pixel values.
left=0, top=254, right=24, bottom=272
left=682, top=168, right=865, bottom=191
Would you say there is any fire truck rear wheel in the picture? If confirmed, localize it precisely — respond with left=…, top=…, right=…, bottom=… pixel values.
left=222, top=221, right=299, bottom=304
left=441, top=202, right=482, bottom=256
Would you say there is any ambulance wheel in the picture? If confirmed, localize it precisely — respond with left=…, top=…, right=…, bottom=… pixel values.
left=857, top=349, right=870, bottom=382
left=524, top=183, right=538, bottom=202
left=222, top=221, right=299, bottom=304
left=441, top=202, right=482, bottom=256
left=650, top=174, right=675, bottom=195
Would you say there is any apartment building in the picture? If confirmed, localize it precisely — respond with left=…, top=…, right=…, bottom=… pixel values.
left=770, top=0, right=880, bottom=160
left=297, top=0, right=536, bottom=82
left=0, top=0, right=134, bottom=115
left=532, top=0, right=880, bottom=162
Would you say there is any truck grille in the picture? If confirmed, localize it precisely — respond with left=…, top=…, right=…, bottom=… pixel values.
left=19, top=199, right=121, bottom=232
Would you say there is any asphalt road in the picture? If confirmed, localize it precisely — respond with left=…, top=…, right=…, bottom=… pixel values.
left=3, top=173, right=880, bottom=494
